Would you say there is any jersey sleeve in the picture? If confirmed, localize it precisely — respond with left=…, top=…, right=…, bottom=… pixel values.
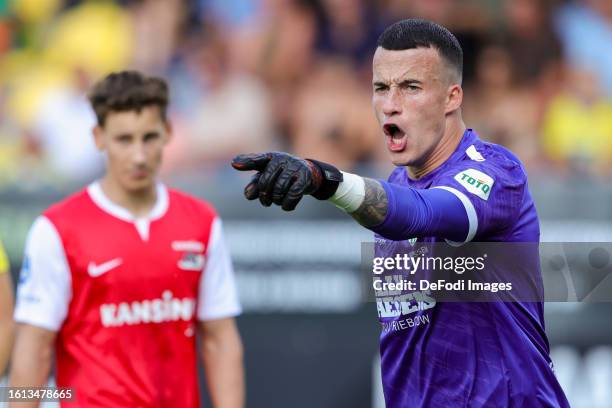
left=372, top=182, right=469, bottom=242
left=431, top=159, right=526, bottom=243
left=14, top=216, right=72, bottom=331
left=0, top=239, right=8, bottom=273
left=197, top=218, right=242, bottom=321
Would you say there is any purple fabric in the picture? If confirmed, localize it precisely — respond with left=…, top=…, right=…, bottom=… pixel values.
left=371, top=182, right=469, bottom=242
left=374, top=129, right=570, bottom=407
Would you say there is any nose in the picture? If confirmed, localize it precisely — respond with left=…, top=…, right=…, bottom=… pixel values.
left=131, top=141, right=147, bottom=165
left=382, top=88, right=402, bottom=117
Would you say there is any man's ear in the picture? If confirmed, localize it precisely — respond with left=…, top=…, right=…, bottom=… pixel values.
left=445, top=84, right=463, bottom=114
left=163, top=120, right=173, bottom=145
left=93, top=126, right=105, bottom=151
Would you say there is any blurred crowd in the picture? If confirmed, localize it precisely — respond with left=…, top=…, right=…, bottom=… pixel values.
left=0, top=0, right=612, bottom=187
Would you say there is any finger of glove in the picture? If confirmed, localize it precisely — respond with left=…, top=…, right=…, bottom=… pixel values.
left=258, top=162, right=284, bottom=207
left=281, top=172, right=309, bottom=211
left=231, top=153, right=271, bottom=172
left=244, top=173, right=261, bottom=200
left=281, top=192, right=304, bottom=212
left=271, top=169, right=298, bottom=205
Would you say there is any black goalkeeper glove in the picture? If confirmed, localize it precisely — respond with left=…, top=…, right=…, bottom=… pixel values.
left=231, top=152, right=343, bottom=211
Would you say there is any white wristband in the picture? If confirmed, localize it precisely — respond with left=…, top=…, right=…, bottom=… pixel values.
left=329, top=172, right=365, bottom=213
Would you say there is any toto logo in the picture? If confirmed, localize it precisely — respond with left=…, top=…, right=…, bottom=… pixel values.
left=454, top=168, right=495, bottom=200
left=459, top=173, right=491, bottom=194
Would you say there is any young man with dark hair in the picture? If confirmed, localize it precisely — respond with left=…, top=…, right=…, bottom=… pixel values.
left=233, top=19, right=570, bottom=407
left=10, top=71, right=245, bottom=408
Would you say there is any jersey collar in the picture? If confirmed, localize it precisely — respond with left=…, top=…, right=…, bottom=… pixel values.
left=404, top=128, right=479, bottom=189
left=87, top=181, right=169, bottom=223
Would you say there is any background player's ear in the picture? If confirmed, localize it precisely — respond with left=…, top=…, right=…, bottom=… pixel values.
left=162, top=120, right=173, bottom=145
left=92, top=126, right=106, bottom=151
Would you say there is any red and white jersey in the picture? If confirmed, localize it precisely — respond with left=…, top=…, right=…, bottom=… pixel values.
left=14, top=182, right=241, bottom=408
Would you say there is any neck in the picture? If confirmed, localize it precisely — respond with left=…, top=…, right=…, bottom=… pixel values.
left=99, top=176, right=158, bottom=218
left=408, top=117, right=466, bottom=179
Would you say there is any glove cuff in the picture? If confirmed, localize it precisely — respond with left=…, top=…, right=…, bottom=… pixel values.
left=306, top=159, right=343, bottom=200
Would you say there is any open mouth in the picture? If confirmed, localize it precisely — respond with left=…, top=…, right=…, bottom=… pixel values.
left=383, top=123, right=407, bottom=152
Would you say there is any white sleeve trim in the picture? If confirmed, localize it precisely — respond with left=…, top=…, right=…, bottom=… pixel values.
left=14, top=216, right=72, bottom=331
left=197, top=218, right=242, bottom=321
left=433, top=186, right=478, bottom=246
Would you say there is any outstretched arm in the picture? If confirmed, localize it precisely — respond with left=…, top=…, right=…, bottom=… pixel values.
left=232, top=152, right=470, bottom=242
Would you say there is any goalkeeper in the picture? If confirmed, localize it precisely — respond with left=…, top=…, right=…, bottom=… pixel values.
left=233, top=19, right=570, bottom=407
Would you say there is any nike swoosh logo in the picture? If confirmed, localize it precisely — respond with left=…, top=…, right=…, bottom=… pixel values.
left=88, top=258, right=123, bottom=277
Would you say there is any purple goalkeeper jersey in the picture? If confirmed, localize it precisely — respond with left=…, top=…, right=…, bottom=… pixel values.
left=374, top=129, right=569, bottom=407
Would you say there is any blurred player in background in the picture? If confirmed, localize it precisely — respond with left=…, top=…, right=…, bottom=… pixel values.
left=233, top=19, right=569, bottom=407
left=0, top=238, right=14, bottom=376
left=10, top=71, right=244, bottom=408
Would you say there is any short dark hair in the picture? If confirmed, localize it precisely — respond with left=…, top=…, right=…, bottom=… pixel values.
left=88, top=70, right=169, bottom=126
left=377, top=19, right=463, bottom=81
